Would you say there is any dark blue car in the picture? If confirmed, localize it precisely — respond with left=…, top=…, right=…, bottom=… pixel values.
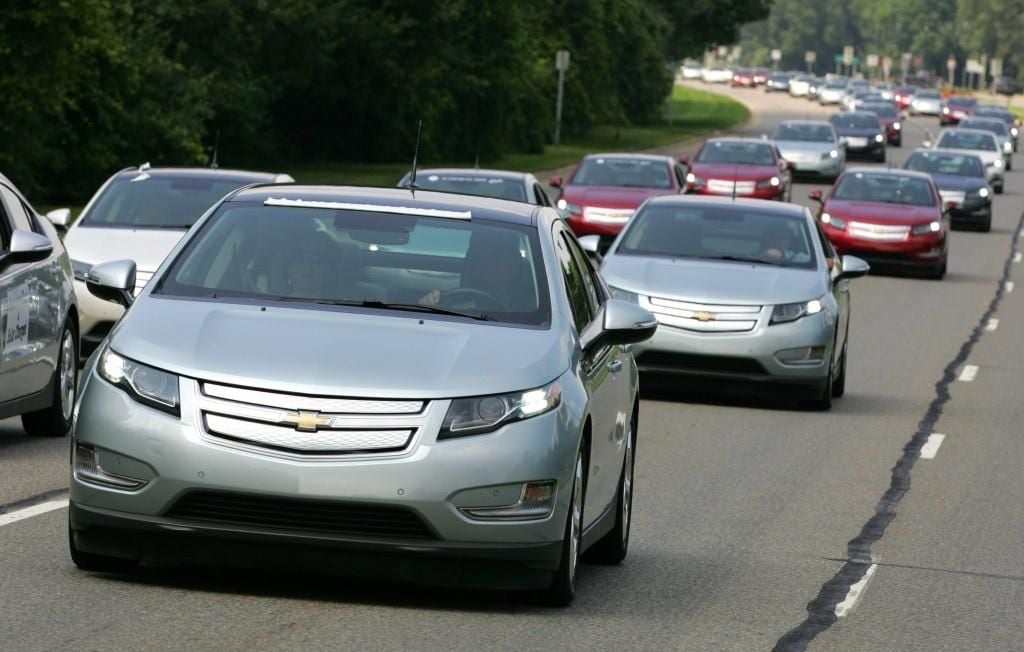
left=830, top=112, right=887, bottom=162
left=904, top=149, right=992, bottom=231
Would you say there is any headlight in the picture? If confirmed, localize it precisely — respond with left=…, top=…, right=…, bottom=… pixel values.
left=770, top=297, right=825, bottom=325
left=943, top=107, right=950, bottom=114
left=439, top=381, right=561, bottom=439
left=1011, top=127, right=1018, bottom=137
left=893, top=122, right=901, bottom=130
left=977, top=187, right=991, bottom=198
left=556, top=198, right=567, bottom=210
left=874, top=134, right=885, bottom=143
left=70, top=259, right=92, bottom=282
left=757, top=176, right=781, bottom=189
left=1004, top=141, right=1013, bottom=153
left=994, top=159, right=1004, bottom=169
left=686, top=172, right=706, bottom=187
left=911, top=221, right=942, bottom=235
left=824, top=149, right=839, bottom=160
left=98, top=346, right=180, bottom=416
left=608, top=286, right=639, bottom=303
left=821, top=212, right=846, bottom=230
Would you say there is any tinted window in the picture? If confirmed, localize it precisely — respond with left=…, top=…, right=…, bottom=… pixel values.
left=916, top=91, right=941, bottom=99
left=572, top=157, right=672, bottom=189
left=831, top=114, right=881, bottom=129
left=862, top=104, right=898, bottom=119
left=82, top=175, right=264, bottom=228
left=960, top=120, right=1008, bottom=136
left=554, top=232, right=593, bottom=331
left=159, top=205, right=550, bottom=326
left=833, top=172, right=936, bottom=207
left=407, top=173, right=528, bottom=202
left=905, top=152, right=985, bottom=177
left=616, top=205, right=816, bottom=268
left=696, top=141, right=776, bottom=166
left=0, top=186, right=32, bottom=232
left=773, top=123, right=835, bottom=142
left=947, top=97, right=978, bottom=107
left=937, top=131, right=997, bottom=151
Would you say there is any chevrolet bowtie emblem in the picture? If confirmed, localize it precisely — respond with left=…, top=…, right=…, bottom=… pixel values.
left=693, top=311, right=715, bottom=322
left=282, top=410, right=333, bottom=432
left=873, top=227, right=884, bottom=234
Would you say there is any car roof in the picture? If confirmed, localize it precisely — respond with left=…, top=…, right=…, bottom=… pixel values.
left=777, top=120, right=833, bottom=127
left=412, top=168, right=530, bottom=180
left=644, top=194, right=808, bottom=217
left=583, top=152, right=672, bottom=162
left=703, top=137, right=775, bottom=145
left=228, top=184, right=538, bottom=225
left=112, top=167, right=287, bottom=181
left=843, top=167, right=934, bottom=182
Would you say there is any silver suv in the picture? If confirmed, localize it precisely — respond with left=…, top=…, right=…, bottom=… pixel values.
left=69, top=185, right=656, bottom=604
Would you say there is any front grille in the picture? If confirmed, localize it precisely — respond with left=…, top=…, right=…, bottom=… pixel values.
left=707, top=180, right=756, bottom=195
left=637, top=352, right=767, bottom=375
left=848, top=221, right=909, bottom=242
left=165, top=491, right=437, bottom=541
left=584, top=206, right=634, bottom=223
left=644, top=295, right=762, bottom=333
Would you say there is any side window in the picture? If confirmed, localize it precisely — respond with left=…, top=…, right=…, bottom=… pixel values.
left=0, top=186, right=32, bottom=233
left=533, top=184, right=551, bottom=207
left=554, top=229, right=593, bottom=332
left=813, top=221, right=837, bottom=273
left=0, top=200, right=11, bottom=251
left=673, top=164, right=687, bottom=187
left=563, top=232, right=604, bottom=310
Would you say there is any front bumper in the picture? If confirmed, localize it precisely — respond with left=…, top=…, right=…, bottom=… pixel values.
left=784, top=155, right=843, bottom=176
left=70, top=372, right=580, bottom=581
left=565, top=214, right=627, bottom=238
left=690, top=185, right=785, bottom=200
left=840, top=138, right=886, bottom=156
left=825, top=227, right=946, bottom=267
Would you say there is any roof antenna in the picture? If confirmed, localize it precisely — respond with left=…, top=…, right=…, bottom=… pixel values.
left=210, top=129, right=220, bottom=169
left=474, top=149, right=480, bottom=170
left=731, top=163, right=738, bottom=201
left=407, top=119, right=423, bottom=192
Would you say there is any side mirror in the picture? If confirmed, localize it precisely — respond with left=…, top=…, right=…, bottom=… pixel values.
left=549, top=176, right=563, bottom=188
left=921, top=140, right=933, bottom=149
left=677, top=155, right=689, bottom=165
left=0, top=229, right=53, bottom=270
left=785, top=160, right=796, bottom=170
left=808, top=189, right=824, bottom=203
left=577, top=234, right=602, bottom=256
left=582, top=300, right=657, bottom=352
left=86, top=259, right=137, bottom=308
left=944, top=200, right=958, bottom=214
left=45, top=208, right=72, bottom=228
left=837, top=255, right=870, bottom=281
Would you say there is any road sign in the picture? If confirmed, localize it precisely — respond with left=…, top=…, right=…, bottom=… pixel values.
left=805, top=51, right=817, bottom=64
left=730, top=45, right=742, bottom=62
left=991, top=58, right=1004, bottom=78
left=866, top=54, right=879, bottom=68
left=771, top=49, right=782, bottom=62
left=555, top=50, right=570, bottom=72
left=718, top=45, right=729, bottom=57
left=843, top=46, right=854, bottom=66
left=966, top=58, right=985, bottom=74
left=900, top=52, right=912, bottom=68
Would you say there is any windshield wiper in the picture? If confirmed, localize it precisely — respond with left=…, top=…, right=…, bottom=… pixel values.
left=349, top=300, right=491, bottom=321
left=698, top=255, right=784, bottom=266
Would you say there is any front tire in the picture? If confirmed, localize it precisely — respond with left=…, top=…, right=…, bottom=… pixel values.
left=832, top=342, right=848, bottom=398
left=587, top=413, right=636, bottom=565
left=536, top=446, right=586, bottom=606
left=69, top=518, right=139, bottom=573
left=22, top=323, right=77, bottom=437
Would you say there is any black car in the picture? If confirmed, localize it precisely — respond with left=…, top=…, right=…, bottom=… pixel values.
left=904, top=149, right=992, bottom=231
left=993, top=76, right=1017, bottom=96
left=765, top=74, right=791, bottom=93
left=830, top=112, right=887, bottom=162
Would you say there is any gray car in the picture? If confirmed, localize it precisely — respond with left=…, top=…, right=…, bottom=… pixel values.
left=771, top=121, right=845, bottom=180
left=68, top=185, right=656, bottom=605
left=0, top=173, right=78, bottom=436
left=589, top=195, right=869, bottom=409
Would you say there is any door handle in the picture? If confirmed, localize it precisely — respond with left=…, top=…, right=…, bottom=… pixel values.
left=607, top=359, right=623, bottom=373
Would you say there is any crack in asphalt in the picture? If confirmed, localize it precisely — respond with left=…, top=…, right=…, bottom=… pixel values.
left=773, top=210, right=1024, bottom=651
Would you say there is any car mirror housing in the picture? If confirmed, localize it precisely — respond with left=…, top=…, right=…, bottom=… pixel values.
left=944, top=200, right=958, bottom=214
left=86, top=259, right=137, bottom=308
left=593, top=300, right=658, bottom=350
left=0, top=229, right=53, bottom=270
left=549, top=176, right=563, bottom=188
left=577, top=234, right=601, bottom=256
left=837, top=255, right=870, bottom=281
left=808, top=189, right=824, bottom=202
left=45, top=207, right=72, bottom=228
left=677, top=155, right=690, bottom=165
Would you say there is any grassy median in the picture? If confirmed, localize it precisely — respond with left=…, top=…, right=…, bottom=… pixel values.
left=287, top=85, right=750, bottom=187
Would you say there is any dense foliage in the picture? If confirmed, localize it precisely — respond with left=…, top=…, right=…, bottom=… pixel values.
left=738, top=0, right=1020, bottom=84
left=0, top=0, right=769, bottom=202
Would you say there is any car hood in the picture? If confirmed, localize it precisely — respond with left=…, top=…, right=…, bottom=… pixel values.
left=824, top=199, right=938, bottom=224
left=775, top=141, right=836, bottom=156
left=937, top=147, right=1001, bottom=164
left=63, top=225, right=188, bottom=272
left=109, top=297, right=569, bottom=399
left=602, top=254, right=824, bottom=305
left=561, top=185, right=676, bottom=209
left=929, top=174, right=987, bottom=192
left=689, top=163, right=778, bottom=181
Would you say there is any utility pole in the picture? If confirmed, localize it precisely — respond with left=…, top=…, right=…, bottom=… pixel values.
left=554, top=50, right=570, bottom=146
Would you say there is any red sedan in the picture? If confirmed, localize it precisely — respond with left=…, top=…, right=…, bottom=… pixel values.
left=940, top=95, right=978, bottom=126
left=731, top=68, right=755, bottom=87
left=681, top=138, right=792, bottom=201
left=810, top=169, right=949, bottom=279
left=550, top=153, right=685, bottom=238
left=893, top=85, right=919, bottom=110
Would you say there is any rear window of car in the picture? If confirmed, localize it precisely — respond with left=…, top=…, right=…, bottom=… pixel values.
left=82, top=175, right=263, bottom=228
left=572, top=157, right=672, bottom=189
left=833, top=172, right=936, bottom=207
left=615, top=204, right=816, bottom=269
left=862, top=104, right=898, bottom=119
left=405, top=174, right=527, bottom=202
left=905, top=152, right=985, bottom=177
left=696, top=141, right=776, bottom=166
left=831, top=114, right=880, bottom=129
left=937, top=131, right=997, bottom=151
left=157, top=203, right=551, bottom=326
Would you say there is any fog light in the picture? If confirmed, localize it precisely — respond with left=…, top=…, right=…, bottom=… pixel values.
left=460, top=481, right=557, bottom=520
left=775, top=346, right=826, bottom=365
left=74, top=443, right=147, bottom=490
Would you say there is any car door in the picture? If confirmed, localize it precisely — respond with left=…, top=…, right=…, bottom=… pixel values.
left=553, top=223, right=627, bottom=523
left=0, top=184, right=57, bottom=400
left=813, top=218, right=848, bottom=365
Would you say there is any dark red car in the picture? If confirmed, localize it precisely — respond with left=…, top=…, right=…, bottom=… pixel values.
left=550, top=153, right=685, bottom=238
left=810, top=169, right=948, bottom=279
left=731, top=68, right=755, bottom=87
left=893, top=85, right=919, bottom=110
left=861, top=102, right=903, bottom=146
left=752, top=68, right=770, bottom=86
left=681, top=138, right=792, bottom=201
left=941, top=95, right=978, bottom=126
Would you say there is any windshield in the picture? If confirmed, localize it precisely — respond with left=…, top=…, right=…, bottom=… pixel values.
left=616, top=205, right=815, bottom=268
left=961, top=120, right=1008, bottom=136
left=572, top=157, right=672, bottom=188
left=831, top=114, right=880, bottom=130
left=82, top=175, right=262, bottom=228
left=948, top=97, right=978, bottom=107
left=937, top=131, right=997, bottom=151
left=833, top=172, right=936, bottom=206
left=405, top=174, right=527, bottom=202
left=773, top=123, right=835, bottom=142
left=916, top=91, right=941, bottom=99
left=157, top=204, right=550, bottom=326
left=696, top=141, right=776, bottom=166
left=863, top=105, right=898, bottom=119
left=905, top=152, right=985, bottom=177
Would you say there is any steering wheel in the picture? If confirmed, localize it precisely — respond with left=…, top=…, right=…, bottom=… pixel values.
left=439, top=288, right=509, bottom=312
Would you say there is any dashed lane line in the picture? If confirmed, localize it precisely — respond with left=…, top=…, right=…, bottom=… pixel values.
left=919, top=434, right=946, bottom=460
left=959, top=365, right=979, bottom=382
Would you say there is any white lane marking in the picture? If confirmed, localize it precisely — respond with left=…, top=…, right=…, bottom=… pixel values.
left=835, top=564, right=878, bottom=618
left=1007, top=281, right=1016, bottom=293
left=986, top=318, right=1000, bottom=332
left=959, top=365, right=979, bottom=382
left=1015, top=252, right=1022, bottom=263
left=0, top=499, right=68, bottom=527
left=920, top=433, right=946, bottom=460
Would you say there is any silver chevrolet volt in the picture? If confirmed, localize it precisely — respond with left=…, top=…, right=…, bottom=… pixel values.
left=69, top=185, right=656, bottom=605
left=589, top=195, right=869, bottom=409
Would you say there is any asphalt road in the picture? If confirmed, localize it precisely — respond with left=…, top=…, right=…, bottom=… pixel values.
left=3, top=83, right=1023, bottom=651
